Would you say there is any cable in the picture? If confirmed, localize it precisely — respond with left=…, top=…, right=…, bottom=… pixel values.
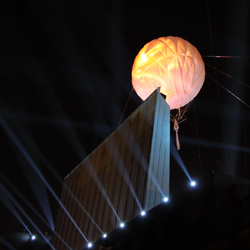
left=186, top=119, right=226, bottom=174
left=206, top=74, right=250, bottom=109
left=193, top=101, right=202, bottom=174
left=240, top=0, right=247, bottom=176
left=205, top=63, right=250, bottom=88
left=118, top=88, right=133, bottom=126
left=206, top=0, right=229, bottom=169
left=203, top=55, right=250, bottom=58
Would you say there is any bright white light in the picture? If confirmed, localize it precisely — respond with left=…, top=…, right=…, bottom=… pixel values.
left=31, top=235, right=36, bottom=240
left=88, top=243, right=92, bottom=248
left=120, top=223, right=125, bottom=228
left=103, top=234, right=107, bottom=238
left=163, top=197, right=169, bottom=202
left=141, top=211, right=146, bottom=216
left=190, top=181, right=196, bottom=187
left=141, top=52, right=148, bottom=63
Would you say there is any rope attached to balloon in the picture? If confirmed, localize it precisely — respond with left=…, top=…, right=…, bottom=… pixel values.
left=173, top=119, right=180, bottom=150
left=170, top=104, right=191, bottom=150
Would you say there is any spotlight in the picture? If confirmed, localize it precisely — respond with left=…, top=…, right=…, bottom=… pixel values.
left=163, top=197, right=169, bottom=202
left=31, top=235, right=36, bottom=240
left=120, top=223, right=125, bottom=228
left=103, top=234, right=107, bottom=238
left=88, top=243, right=92, bottom=248
left=190, top=181, right=196, bottom=187
left=141, top=211, right=146, bottom=216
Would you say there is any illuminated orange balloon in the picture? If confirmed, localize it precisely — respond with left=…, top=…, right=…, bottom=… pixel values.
left=132, top=36, right=205, bottom=110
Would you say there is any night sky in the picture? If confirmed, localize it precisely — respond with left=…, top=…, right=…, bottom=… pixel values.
left=1, top=0, right=250, bottom=248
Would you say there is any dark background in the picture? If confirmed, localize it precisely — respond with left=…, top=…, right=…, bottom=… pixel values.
left=1, top=0, right=250, bottom=248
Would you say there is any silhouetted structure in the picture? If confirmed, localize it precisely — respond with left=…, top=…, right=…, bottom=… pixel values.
left=52, top=88, right=170, bottom=249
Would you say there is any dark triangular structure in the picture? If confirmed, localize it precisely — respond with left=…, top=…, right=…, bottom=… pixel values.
left=52, top=88, right=170, bottom=249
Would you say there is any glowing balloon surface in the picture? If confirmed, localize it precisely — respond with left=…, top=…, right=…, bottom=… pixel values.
left=132, top=36, right=205, bottom=110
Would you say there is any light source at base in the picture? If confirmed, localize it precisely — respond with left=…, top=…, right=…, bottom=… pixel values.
left=88, top=243, right=92, bottom=248
left=163, top=197, right=169, bottom=202
left=141, top=211, right=146, bottom=216
left=190, top=181, right=196, bottom=187
left=120, top=223, right=125, bottom=228
left=103, top=234, right=107, bottom=238
left=31, top=235, right=36, bottom=240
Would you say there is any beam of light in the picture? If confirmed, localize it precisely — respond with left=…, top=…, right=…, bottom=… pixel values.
left=103, top=234, right=107, bottom=238
left=0, top=171, right=53, bottom=229
left=119, top=124, right=166, bottom=198
left=0, top=172, right=72, bottom=250
left=170, top=138, right=192, bottom=182
left=120, top=223, right=125, bottom=228
left=88, top=243, right=92, bottom=248
left=20, top=164, right=55, bottom=231
left=63, top=182, right=104, bottom=234
left=41, top=157, right=104, bottom=235
left=0, top=183, right=33, bottom=236
left=180, top=136, right=250, bottom=153
left=26, top=85, right=121, bottom=232
left=0, top=236, right=16, bottom=250
left=11, top=113, right=98, bottom=232
left=141, top=211, right=146, bottom=216
left=25, top=155, right=90, bottom=244
left=0, top=115, right=90, bottom=244
left=85, top=159, right=121, bottom=223
left=0, top=182, right=56, bottom=250
left=8, top=103, right=112, bottom=238
left=145, top=167, right=166, bottom=198
left=0, top=117, right=54, bottom=231
left=14, top=124, right=104, bottom=237
left=105, top=138, right=143, bottom=211
left=41, top=158, right=104, bottom=235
